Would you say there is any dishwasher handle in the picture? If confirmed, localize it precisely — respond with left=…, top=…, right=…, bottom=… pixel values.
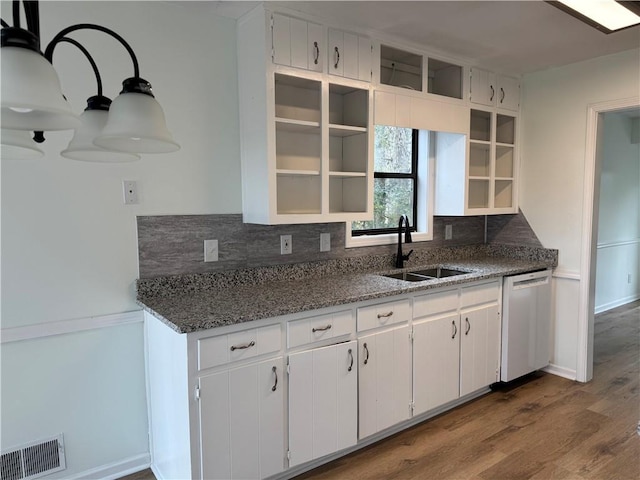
left=513, top=277, right=549, bottom=290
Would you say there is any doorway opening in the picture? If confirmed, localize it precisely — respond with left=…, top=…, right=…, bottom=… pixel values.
left=578, top=97, right=640, bottom=382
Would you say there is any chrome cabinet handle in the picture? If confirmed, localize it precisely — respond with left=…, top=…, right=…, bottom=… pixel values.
left=312, top=324, right=332, bottom=333
left=490, top=85, right=495, bottom=101
left=313, top=41, right=319, bottom=65
left=271, top=366, right=278, bottom=392
left=334, top=46, right=340, bottom=69
left=452, top=320, right=457, bottom=339
left=230, top=340, right=255, bottom=351
left=377, top=311, right=393, bottom=319
left=347, top=348, right=354, bottom=372
left=465, top=318, right=471, bottom=335
left=363, top=343, right=369, bottom=365
left=500, top=87, right=505, bottom=104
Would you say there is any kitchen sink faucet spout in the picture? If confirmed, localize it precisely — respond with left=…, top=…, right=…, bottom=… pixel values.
left=395, top=215, right=414, bottom=268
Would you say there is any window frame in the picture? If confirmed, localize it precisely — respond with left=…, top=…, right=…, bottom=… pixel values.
left=346, top=129, right=434, bottom=249
left=351, top=129, right=419, bottom=237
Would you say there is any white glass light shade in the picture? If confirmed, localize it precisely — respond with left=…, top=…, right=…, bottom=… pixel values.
left=93, top=92, right=180, bottom=153
left=61, top=109, right=140, bottom=162
left=1, top=46, right=80, bottom=131
left=1, top=129, right=44, bottom=159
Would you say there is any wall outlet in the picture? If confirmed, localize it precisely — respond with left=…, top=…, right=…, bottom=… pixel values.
left=204, top=239, right=219, bottom=262
left=320, top=233, right=331, bottom=252
left=123, top=180, right=138, bottom=205
left=280, top=235, right=292, bottom=255
left=445, top=224, right=453, bottom=240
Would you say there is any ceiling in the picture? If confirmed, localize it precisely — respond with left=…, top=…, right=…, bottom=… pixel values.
left=198, top=0, right=640, bottom=75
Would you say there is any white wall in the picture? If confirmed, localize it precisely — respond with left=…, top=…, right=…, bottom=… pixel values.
left=520, top=49, right=640, bottom=378
left=595, top=112, right=640, bottom=312
left=1, top=2, right=240, bottom=476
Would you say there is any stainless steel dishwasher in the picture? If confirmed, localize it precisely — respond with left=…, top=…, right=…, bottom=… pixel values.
left=501, top=269, right=552, bottom=382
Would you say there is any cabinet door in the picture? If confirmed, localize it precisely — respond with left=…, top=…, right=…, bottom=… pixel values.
left=199, top=358, right=284, bottom=480
left=290, top=17, right=309, bottom=70
left=272, top=14, right=291, bottom=67
left=358, top=326, right=412, bottom=439
left=272, top=14, right=322, bottom=72
left=342, top=32, right=359, bottom=80
left=357, top=36, right=372, bottom=82
left=307, top=22, right=323, bottom=72
left=289, top=341, right=357, bottom=467
left=413, top=314, right=461, bottom=415
left=328, top=29, right=344, bottom=77
left=469, top=68, right=496, bottom=107
left=497, top=75, right=520, bottom=111
left=460, top=305, right=501, bottom=396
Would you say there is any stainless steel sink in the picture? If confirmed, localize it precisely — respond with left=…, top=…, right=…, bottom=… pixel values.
left=383, top=272, right=433, bottom=282
left=382, top=267, right=470, bottom=282
left=410, top=267, right=470, bottom=278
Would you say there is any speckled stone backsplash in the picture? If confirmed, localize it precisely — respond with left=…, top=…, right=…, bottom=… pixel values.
left=137, top=214, right=486, bottom=278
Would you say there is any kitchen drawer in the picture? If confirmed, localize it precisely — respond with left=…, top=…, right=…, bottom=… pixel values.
left=287, top=310, right=355, bottom=348
left=413, top=288, right=459, bottom=319
left=357, top=298, right=411, bottom=332
left=460, top=280, right=500, bottom=308
left=198, top=324, right=281, bottom=370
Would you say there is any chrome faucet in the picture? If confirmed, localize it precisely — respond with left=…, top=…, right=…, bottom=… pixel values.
left=395, top=215, right=414, bottom=268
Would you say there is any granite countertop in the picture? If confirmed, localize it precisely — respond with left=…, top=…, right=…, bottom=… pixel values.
left=137, top=248, right=556, bottom=334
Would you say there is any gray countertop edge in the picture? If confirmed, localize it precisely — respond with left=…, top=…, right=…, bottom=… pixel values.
left=137, top=256, right=555, bottom=335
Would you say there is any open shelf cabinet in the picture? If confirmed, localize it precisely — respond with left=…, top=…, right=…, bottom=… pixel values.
left=435, top=109, right=518, bottom=215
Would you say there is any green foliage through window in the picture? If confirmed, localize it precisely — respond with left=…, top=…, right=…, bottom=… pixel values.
left=352, top=126, right=417, bottom=234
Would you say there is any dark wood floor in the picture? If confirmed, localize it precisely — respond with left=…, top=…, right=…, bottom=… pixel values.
left=122, top=300, right=639, bottom=480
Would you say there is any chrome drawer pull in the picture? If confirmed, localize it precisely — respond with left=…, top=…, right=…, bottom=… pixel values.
left=347, top=348, right=354, bottom=372
left=312, top=324, right=332, bottom=333
left=377, top=311, right=394, bottom=319
left=465, top=318, right=471, bottom=335
left=230, top=340, right=255, bottom=351
left=452, top=320, right=457, bottom=339
left=363, top=343, right=369, bottom=365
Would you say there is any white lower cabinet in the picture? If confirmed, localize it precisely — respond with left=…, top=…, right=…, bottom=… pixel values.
left=413, top=313, right=460, bottom=415
left=460, top=304, right=501, bottom=396
left=358, top=325, right=412, bottom=439
left=288, top=340, right=358, bottom=466
left=199, top=357, right=285, bottom=480
left=146, top=278, right=505, bottom=480
left=412, top=280, right=501, bottom=417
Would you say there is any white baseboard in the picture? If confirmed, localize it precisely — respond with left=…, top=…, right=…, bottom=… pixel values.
left=543, top=363, right=577, bottom=381
left=595, top=294, right=640, bottom=314
left=68, top=453, right=150, bottom=480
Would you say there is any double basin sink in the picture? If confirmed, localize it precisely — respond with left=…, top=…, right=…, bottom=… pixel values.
left=382, top=267, right=471, bottom=282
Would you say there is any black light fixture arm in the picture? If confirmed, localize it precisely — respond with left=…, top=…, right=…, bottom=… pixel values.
left=44, top=23, right=139, bottom=78
left=53, top=36, right=104, bottom=97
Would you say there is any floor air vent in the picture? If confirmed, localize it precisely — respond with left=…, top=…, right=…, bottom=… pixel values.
left=1, top=435, right=65, bottom=480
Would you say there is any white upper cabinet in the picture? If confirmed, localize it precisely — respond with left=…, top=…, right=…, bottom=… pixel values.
left=272, top=13, right=323, bottom=72
left=496, top=75, right=520, bottom=111
left=328, top=29, right=372, bottom=82
left=237, top=7, right=373, bottom=224
left=470, top=68, right=520, bottom=111
left=469, top=68, right=496, bottom=107
left=374, top=91, right=469, bottom=134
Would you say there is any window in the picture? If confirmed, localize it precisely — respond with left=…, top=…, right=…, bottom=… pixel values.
left=352, top=126, right=418, bottom=235
left=348, top=125, right=433, bottom=247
